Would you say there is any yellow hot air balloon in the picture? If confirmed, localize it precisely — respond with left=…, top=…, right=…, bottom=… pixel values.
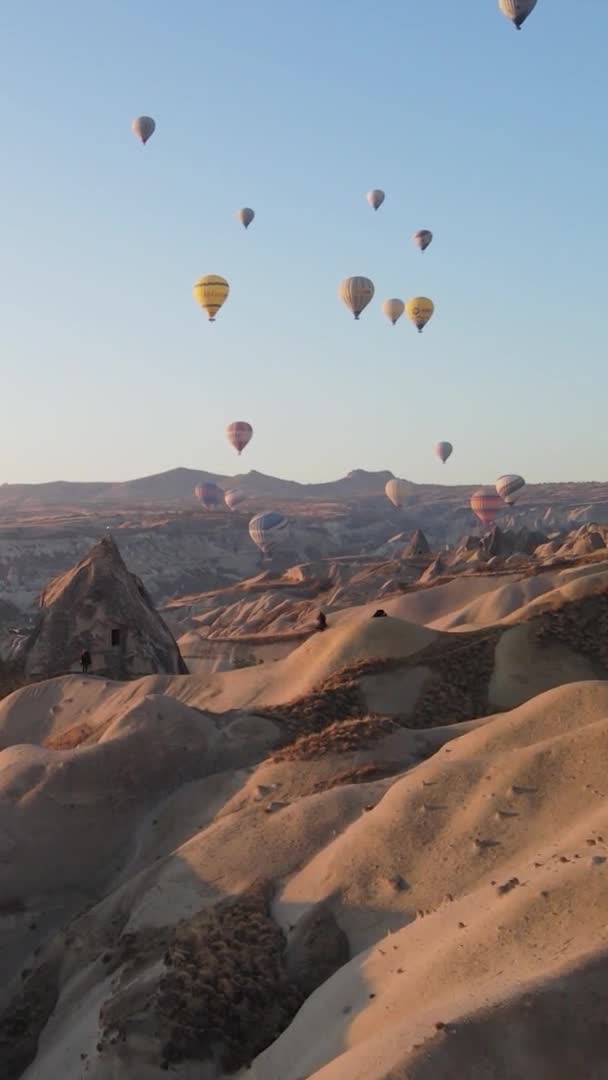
left=193, top=275, right=229, bottom=322
left=405, top=297, right=434, bottom=334
left=338, top=276, right=375, bottom=320
left=382, top=299, right=405, bottom=326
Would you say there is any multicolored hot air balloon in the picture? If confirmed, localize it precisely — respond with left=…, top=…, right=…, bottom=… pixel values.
left=226, top=421, right=253, bottom=455
left=496, top=474, right=526, bottom=505
left=435, top=441, right=453, bottom=464
left=405, top=297, right=434, bottom=333
left=413, top=230, right=433, bottom=252
left=193, top=275, right=229, bottom=322
left=237, top=207, right=255, bottom=229
left=382, top=299, right=405, bottom=326
left=339, top=276, right=375, bottom=320
left=385, top=479, right=410, bottom=509
left=470, top=487, right=504, bottom=525
left=366, top=189, right=385, bottom=211
left=224, top=489, right=246, bottom=511
left=249, top=511, right=289, bottom=555
left=131, top=116, right=156, bottom=145
left=498, top=0, right=537, bottom=29
left=194, top=482, right=224, bottom=510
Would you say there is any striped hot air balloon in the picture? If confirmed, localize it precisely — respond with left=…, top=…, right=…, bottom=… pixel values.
left=496, top=474, right=526, bottom=506
left=339, top=276, right=375, bottom=320
left=224, top=489, right=246, bottom=511
left=385, top=479, right=410, bottom=509
left=470, top=487, right=505, bottom=525
left=248, top=511, right=289, bottom=555
left=226, top=421, right=253, bottom=455
left=435, top=441, right=453, bottom=464
left=193, top=275, right=229, bottom=322
left=194, top=482, right=223, bottom=510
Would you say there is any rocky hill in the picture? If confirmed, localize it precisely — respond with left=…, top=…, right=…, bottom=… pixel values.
left=11, top=536, right=187, bottom=680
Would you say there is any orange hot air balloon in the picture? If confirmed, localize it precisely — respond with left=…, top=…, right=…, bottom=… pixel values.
left=470, top=487, right=504, bottom=525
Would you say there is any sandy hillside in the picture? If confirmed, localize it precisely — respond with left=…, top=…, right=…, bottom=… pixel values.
left=1, top=676, right=608, bottom=1078
left=3, top=542, right=608, bottom=1078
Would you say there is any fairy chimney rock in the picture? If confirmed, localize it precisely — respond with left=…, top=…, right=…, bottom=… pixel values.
left=18, top=535, right=188, bottom=679
left=401, top=529, right=431, bottom=558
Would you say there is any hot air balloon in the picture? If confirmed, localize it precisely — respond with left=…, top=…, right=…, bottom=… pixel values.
left=412, top=229, right=433, bottom=252
left=498, top=0, right=537, bottom=29
left=382, top=299, right=405, bottom=326
left=339, top=277, right=375, bottom=320
left=226, top=421, right=253, bottom=455
left=405, top=297, right=434, bottom=334
left=193, top=275, right=229, bottom=322
left=385, top=479, right=410, bottom=509
left=194, top=482, right=224, bottom=510
left=237, top=207, right=255, bottom=229
left=249, top=511, right=289, bottom=555
left=366, top=190, right=385, bottom=211
left=224, top=489, right=247, bottom=511
left=435, top=441, right=453, bottom=464
left=470, top=487, right=504, bottom=526
left=496, top=474, right=526, bottom=505
left=131, top=116, right=156, bottom=145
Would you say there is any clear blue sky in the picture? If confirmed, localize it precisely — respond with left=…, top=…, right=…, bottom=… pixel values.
left=1, top=0, right=606, bottom=486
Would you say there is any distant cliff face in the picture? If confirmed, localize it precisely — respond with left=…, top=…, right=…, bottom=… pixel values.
left=14, top=536, right=188, bottom=679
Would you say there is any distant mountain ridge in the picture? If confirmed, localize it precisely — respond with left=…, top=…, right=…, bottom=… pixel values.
left=1, top=467, right=608, bottom=512
left=0, top=467, right=401, bottom=509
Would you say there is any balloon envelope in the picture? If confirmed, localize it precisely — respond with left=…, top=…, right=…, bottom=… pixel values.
left=194, top=482, right=223, bottom=510
left=405, top=297, right=434, bottom=333
left=382, top=299, right=405, bottom=326
left=498, top=0, right=537, bottom=28
left=193, top=275, right=229, bottom=321
left=224, top=489, right=247, bottom=511
left=496, top=474, right=526, bottom=505
left=385, top=479, right=410, bottom=509
left=470, top=487, right=504, bottom=525
left=339, top=276, right=375, bottom=320
left=237, top=207, right=255, bottom=228
left=131, top=116, right=156, bottom=144
left=412, top=229, right=433, bottom=252
left=435, top=441, right=453, bottom=464
left=249, top=511, right=289, bottom=555
left=226, top=421, right=253, bottom=455
left=366, top=189, right=385, bottom=210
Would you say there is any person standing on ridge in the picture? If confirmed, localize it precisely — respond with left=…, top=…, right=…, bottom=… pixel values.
left=80, top=648, right=92, bottom=674
left=316, top=611, right=328, bottom=632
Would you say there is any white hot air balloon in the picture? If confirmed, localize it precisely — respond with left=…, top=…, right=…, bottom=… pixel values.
left=498, top=0, right=538, bottom=30
left=385, top=478, right=410, bottom=509
left=366, top=189, right=385, bottom=211
left=382, top=299, right=405, bottom=326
